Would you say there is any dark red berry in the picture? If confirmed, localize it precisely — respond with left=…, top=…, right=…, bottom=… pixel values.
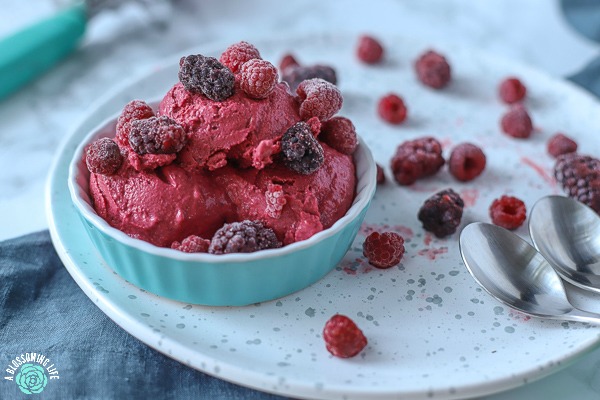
left=376, top=163, right=386, bottom=184
left=208, top=220, right=281, bottom=254
left=418, top=189, right=464, bottom=238
left=415, top=50, right=451, bottom=89
left=219, top=41, right=261, bottom=73
left=282, top=65, right=337, bottom=92
left=320, top=116, right=358, bottom=155
left=281, top=121, right=325, bottom=175
left=378, top=94, right=407, bottom=124
left=547, top=133, right=578, bottom=158
left=129, top=116, right=186, bottom=155
left=362, top=232, right=405, bottom=268
left=356, top=35, right=384, bottom=64
left=554, top=153, right=600, bottom=213
left=86, top=138, right=123, bottom=175
left=115, top=100, right=154, bottom=147
left=501, top=105, right=533, bottom=139
left=240, top=59, right=278, bottom=99
left=297, top=78, right=343, bottom=121
left=279, top=53, right=300, bottom=73
left=323, top=315, right=367, bottom=358
left=390, top=137, right=445, bottom=185
left=499, top=77, right=527, bottom=104
left=171, top=235, right=210, bottom=253
left=448, top=143, right=486, bottom=182
left=179, top=55, right=235, bottom=101
left=489, top=195, right=527, bottom=230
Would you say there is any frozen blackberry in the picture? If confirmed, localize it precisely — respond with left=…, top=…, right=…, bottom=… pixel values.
left=86, top=138, right=123, bottom=175
left=129, top=116, right=186, bottom=155
left=115, top=100, right=154, bottom=147
left=448, top=143, right=486, bottom=182
left=281, top=121, right=325, bottom=175
left=418, top=189, right=464, bottom=238
left=208, top=220, right=281, bottom=254
left=554, top=153, right=600, bottom=213
left=179, top=55, right=235, bottom=101
left=320, top=116, right=358, bottom=155
left=219, top=41, right=261, bottom=73
left=282, top=64, right=337, bottom=91
left=415, top=50, right=451, bottom=89
left=547, top=133, right=577, bottom=158
left=390, top=137, right=445, bottom=185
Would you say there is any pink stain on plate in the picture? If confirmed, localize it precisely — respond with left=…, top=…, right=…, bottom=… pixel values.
left=460, top=188, right=479, bottom=207
left=341, top=258, right=374, bottom=275
left=521, top=157, right=556, bottom=187
left=423, top=232, right=433, bottom=246
left=418, top=246, right=448, bottom=260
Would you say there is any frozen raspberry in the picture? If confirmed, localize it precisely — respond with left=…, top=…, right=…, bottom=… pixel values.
left=362, top=232, right=405, bottom=268
left=297, top=78, right=343, bottom=121
left=356, top=35, right=384, bottom=64
left=279, top=53, right=300, bottom=73
left=376, top=163, right=386, bottom=184
left=86, top=138, right=123, bottom=175
left=390, top=137, right=445, bottom=185
left=320, top=116, right=358, bottom=155
left=554, top=153, right=600, bottom=213
left=179, top=55, right=235, bottom=101
left=129, top=116, right=186, bottom=155
left=240, top=59, right=278, bottom=99
left=448, top=143, right=486, bottom=182
left=115, top=100, right=155, bottom=147
left=219, top=41, right=261, bottom=73
left=323, top=315, right=367, bottom=358
left=378, top=93, right=407, bottom=124
left=499, top=77, right=527, bottom=104
left=281, top=121, right=325, bottom=175
left=547, top=133, right=578, bottom=158
left=489, top=196, right=527, bottom=230
left=418, top=189, right=464, bottom=238
left=415, top=50, right=451, bottom=89
left=208, top=220, right=281, bottom=254
left=501, top=105, right=533, bottom=139
left=171, top=235, right=210, bottom=253
left=282, top=65, right=337, bottom=92
left=265, top=183, right=286, bottom=219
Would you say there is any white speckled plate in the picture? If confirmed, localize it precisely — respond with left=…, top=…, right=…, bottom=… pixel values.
left=47, top=34, right=600, bottom=399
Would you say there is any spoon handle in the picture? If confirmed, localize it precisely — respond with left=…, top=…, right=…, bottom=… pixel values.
left=564, top=308, right=600, bottom=325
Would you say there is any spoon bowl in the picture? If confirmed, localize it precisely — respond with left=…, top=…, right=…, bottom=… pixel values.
left=529, top=195, right=600, bottom=292
left=459, top=222, right=600, bottom=324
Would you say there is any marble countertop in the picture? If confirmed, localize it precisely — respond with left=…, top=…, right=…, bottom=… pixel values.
left=2, top=0, right=600, bottom=398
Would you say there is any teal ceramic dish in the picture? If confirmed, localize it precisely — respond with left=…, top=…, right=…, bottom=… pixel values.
left=68, top=113, right=377, bottom=306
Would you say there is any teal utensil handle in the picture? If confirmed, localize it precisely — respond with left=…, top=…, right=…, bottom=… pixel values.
left=0, top=3, right=87, bottom=101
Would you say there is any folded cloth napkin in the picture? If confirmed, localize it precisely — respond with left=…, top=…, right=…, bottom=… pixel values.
left=0, top=231, right=289, bottom=399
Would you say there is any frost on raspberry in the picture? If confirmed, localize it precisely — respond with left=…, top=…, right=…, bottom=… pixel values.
left=418, top=189, right=464, bottom=238
left=116, top=100, right=154, bottom=147
left=323, top=314, right=367, bottom=358
left=282, top=64, right=337, bottom=92
left=129, top=116, right=187, bottom=155
left=501, top=105, right=533, bottom=139
left=554, top=153, right=600, bottom=214
left=320, top=116, right=358, bottom=155
left=448, top=143, right=486, bottom=182
left=219, top=41, right=261, bottom=73
left=390, top=137, right=445, bottom=185
left=208, top=220, right=281, bottom=254
left=547, top=133, right=577, bottom=158
left=297, top=78, right=343, bottom=121
left=171, top=235, right=210, bottom=253
left=281, top=121, right=325, bottom=175
left=240, top=59, right=278, bottom=99
left=265, top=183, right=286, bottom=219
left=362, top=232, right=405, bottom=269
left=86, top=137, right=123, bottom=175
left=415, top=50, right=451, bottom=89
left=489, top=195, right=527, bottom=230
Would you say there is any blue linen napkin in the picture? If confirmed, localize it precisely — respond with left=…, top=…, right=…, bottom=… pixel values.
left=0, top=231, right=289, bottom=399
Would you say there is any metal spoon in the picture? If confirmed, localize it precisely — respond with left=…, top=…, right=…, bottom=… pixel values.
left=529, top=195, right=600, bottom=293
left=459, top=222, right=600, bottom=324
